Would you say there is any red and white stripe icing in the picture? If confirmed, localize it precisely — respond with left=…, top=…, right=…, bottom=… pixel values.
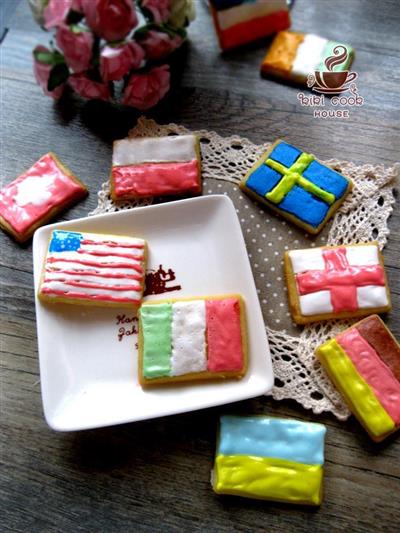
left=41, top=232, right=145, bottom=303
left=337, top=328, right=400, bottom=425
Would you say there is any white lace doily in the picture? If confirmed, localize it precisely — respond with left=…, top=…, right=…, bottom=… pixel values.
left=90, top=117, right=398, bottom=420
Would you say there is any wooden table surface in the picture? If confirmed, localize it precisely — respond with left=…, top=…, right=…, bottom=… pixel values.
left=1, top=1, right=399, bottom=531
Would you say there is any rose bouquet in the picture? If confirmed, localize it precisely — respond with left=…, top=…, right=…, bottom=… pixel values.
left=29, top=0, right=195, bottom=110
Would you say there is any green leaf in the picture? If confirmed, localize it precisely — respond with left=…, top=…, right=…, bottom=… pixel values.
left=47, top=63, right=69, bottom=92
left=33, top=50, right=54, bottom=64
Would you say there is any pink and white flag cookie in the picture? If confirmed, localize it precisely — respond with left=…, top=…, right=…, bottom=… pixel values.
left=110, top=135, right=202, bottom=200
left=284, top=243, right=391, bottom=324
left=39, top=229, right=147, bottom=308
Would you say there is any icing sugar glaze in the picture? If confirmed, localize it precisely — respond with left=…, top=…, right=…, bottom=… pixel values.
left=0, top=153, right=87, bottom=236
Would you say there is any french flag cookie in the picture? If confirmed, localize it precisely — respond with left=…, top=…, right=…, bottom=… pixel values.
left=212, top=415, right=326, bottom=505
left=240, top=139, right=352, bottom=234
left=39, top=230, right=147, bottom=307
left=110, top=135, right=202, bottom=200
left=0, top=153, right=87, bottom=243
left=138, top=295, right=247, bottom=386
left=261, top=30, right=354, bottom=84
left=209, top=0, right=290, bottom=51
left=284, top=243, right=391, bottom=324
left=316, top=315, right=400, bottom=442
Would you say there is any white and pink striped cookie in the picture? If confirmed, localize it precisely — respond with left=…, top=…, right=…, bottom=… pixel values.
left=110, top=135, right=201, bottom=200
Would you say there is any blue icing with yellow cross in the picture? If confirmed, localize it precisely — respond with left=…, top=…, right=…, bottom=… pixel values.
left=49, top=230, right=83, bottom=252
left=244, top=141, right=350, bottom=228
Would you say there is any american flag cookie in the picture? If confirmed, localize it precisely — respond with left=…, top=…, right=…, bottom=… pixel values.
left=38, top=230, right=147, bottom=307
left=110, top=135, right=202, bottom=201
left=316, top=315, right=400, bottom=442
left=0, top=153, right=87, bottom=243
left=284, top=243, right=391, bottom=324
left=240, top=140, right=352, bottom=234
left=138, top=295, right=247, bottom=386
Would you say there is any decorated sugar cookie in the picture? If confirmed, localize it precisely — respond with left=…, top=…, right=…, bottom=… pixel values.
left=212, top=415, right=326, bottom=505
left=284, top=243, right=391, bottom=324
left=316, top=315, right=400, bottom=442
left=110, top=135, right=202, bottom=200
left=39, top=230, right=147, bottom=307
left=209, top=0, right=290, bottom=51
left=0, top=153, right=87, bottom=243
left=261, top=30, right=354, bottom=85
left=138, top=295, right=247, bottom=386
left=240, top=139, right=352, bottom=233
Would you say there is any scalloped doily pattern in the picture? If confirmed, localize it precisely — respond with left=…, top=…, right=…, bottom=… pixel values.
left=90, top=117, right=398, bottom=420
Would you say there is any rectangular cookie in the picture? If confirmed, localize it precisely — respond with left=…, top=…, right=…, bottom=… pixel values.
left=284, top=243, right=391, bottom=324
left=209, top=0, right=290, bottom=51
left=0, top=153, right=87, bottom=243
left=240, top=139, right=352, bottom=234
left=38, top=230, right=147, bottom=307
left=138, top=295, right=247, bottom=386
left=110, top=135, right=202, bottom=200
left=212, top=415, right=326, bottom=505
left=261, top=30, right=354, bottom=85
left=316, top=315, right=400, bottom=442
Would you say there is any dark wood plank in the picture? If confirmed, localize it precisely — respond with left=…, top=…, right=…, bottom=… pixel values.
left=1, top=0, right=399, bottom=531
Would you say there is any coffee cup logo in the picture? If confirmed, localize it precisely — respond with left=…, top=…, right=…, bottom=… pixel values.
left=307, top=45, right=357, bottom=94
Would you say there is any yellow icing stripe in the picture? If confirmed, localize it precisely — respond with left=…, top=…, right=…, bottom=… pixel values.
left=316, top=340, right=395, bottom=439
left=265, top=153, right=335, bottom=205
left=214, top=455, right=323, bottom=505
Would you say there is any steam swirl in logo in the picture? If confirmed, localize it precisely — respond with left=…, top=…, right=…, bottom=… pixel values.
left=325, top=46, right=348, bottom=71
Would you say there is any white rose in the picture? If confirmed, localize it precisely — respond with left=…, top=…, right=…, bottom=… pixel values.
left=168, top=0, right=196, bottom=28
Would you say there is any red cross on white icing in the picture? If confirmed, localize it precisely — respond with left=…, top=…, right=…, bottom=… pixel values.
left=295, top=247, right=385, bottom=313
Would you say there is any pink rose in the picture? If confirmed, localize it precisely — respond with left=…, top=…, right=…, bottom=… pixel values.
left=139, top=30, right=183, bottom=61
left=123, top=64, right=170, bottom=110
left=43, top=0, right=72, bottom=29
left=100, top=42, right=144, bottom=81
left=82, top=0, right=138, bottom=42
left=56, top=24, right=93, bottom=73
left=71, top=0, right=84, bottom=11
left=33, top=45, right=65, bottom=99
left=141, top=0, right=170, bottom=23
left=69, top=73, right=111, bottom=101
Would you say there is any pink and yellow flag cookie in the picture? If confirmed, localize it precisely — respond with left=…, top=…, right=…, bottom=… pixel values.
left=316, top=315, right=400, bottom=442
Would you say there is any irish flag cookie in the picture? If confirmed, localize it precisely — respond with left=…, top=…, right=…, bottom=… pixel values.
left=110, top=135, right=202, bottom=200
left=209, top=0, right=290, bottom=51
left=261, top=30, right=354, bottom=84
left=240, top=139, right=352, bottom=234
left=0, top=153, right=87, bottom=243
left=284, top=243, right=391, bottom=324
left=138, top=295, right=247, bottom=386
left=316, top=315, right=400, bottom=442
left=212, top=415, right=326, bottom=505
left=39, top=230, right=147, bottom=307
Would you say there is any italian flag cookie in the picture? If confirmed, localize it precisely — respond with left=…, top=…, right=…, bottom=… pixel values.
left=110, top=135, right=202, bottom=200
left=212, top=415, right=326, bottom=505
left=39, top=230, right=147, bottom=308
left=209, top=0, right=290, bottom=51
left=138, top=295, right=247, bottom=386
left=0, top=153, right=87, bottom=243
left=261, top=30, right=354, bottom=84
left=316, top=315, right=400, bottom=442
left=284, top=243, right=391, bottom=324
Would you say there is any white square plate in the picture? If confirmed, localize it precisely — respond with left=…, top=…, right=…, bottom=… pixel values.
left=33, top=195, right=273, bottom=431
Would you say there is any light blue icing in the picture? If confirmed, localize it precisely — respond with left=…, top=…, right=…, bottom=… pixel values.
left=218, top=415, right=326, bottom=465
left=278, top=185, right=329, bottom=227
left=302, top=160, right=349, bottom=199
left=269, top=141, right=301, bottom=167
left=49, top=230, right=83, bottom=252
left=246, top=163, right=282, bottom=196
